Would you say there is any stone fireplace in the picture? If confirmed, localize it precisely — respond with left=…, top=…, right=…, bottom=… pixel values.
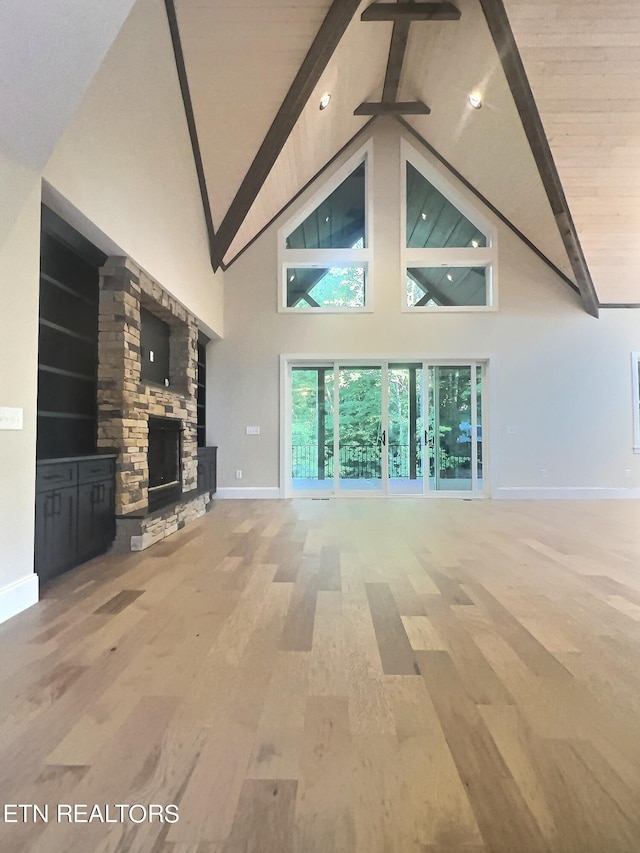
left=97, top=257, right=211, bottom=550
left=147, top=415, right=182, bottom=509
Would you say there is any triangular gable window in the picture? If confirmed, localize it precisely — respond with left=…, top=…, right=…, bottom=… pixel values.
left=403, top=146, right=497, bottom=310
left=279, top=148, right=370, bottom=312
left=286, top=162, right=366, bottom=250
left=406, top=163, right=487, bottom=249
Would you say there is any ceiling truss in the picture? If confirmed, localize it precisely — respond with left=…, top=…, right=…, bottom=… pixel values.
left=166, top=0, right=606, bottom=315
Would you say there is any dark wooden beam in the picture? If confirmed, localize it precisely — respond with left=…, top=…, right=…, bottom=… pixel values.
left=224, top=120, right=375, bottom=269
left=355, top=101, right=431, bottom=116
left=478, top=0, right=599, bottom=318
left=362, top=3, right=461, bottom=22
left=599, top=303, right=640, bottom=309
left=210, top=0, right=362, bottom=270
left=382, top=20, right=411, bottom=103
left=164, top=0, right=216, bottom=262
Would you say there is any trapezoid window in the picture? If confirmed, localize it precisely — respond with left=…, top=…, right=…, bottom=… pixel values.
left=279, top=149, right=370, bottom=311
left=403, top=147, right=497, bottom=311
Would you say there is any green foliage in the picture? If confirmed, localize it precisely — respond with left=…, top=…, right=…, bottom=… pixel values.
left=308, top=266, right=365, bottom=307
left=291, top=365, right=480, bottom=480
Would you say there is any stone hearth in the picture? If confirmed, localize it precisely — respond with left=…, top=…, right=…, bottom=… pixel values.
left=97, top=257, right=211, bottom=550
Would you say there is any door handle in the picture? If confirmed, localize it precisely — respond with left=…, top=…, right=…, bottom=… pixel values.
left=381, top=430, right=386, bottom=447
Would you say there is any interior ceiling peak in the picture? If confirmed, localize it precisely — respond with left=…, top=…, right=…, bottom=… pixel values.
left=170, top=0, right=604, bottom=314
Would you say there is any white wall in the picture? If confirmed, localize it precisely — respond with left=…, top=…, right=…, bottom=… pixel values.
left=0, top=0, right=136, bottom=174
left=0, top=0, right=224, bottom=622
left=210, top=119, right=640, bottom=496
left=0, top=178, right=42, bottom=618
left=43, top=0, right=223, bottom=334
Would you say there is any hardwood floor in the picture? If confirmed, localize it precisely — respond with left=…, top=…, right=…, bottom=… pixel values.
left=1, top=498, right=640, bottom=852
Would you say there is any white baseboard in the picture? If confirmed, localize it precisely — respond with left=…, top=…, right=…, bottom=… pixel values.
left=215, top=487, right=283, bottom=500
left=494, top=486, right=640, bottom=500
left=0, top=573, right=39, bottom=625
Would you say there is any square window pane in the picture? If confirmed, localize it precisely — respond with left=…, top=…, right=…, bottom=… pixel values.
left=406, top=267, right=488, bottom=307
left=287, top=267, right=366, bottom=308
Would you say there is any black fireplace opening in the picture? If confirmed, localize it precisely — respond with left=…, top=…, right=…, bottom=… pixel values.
left=147, top=416, right=182, bottom=510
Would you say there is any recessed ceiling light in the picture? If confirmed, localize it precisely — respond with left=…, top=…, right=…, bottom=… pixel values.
left=469, top=92, right=482, bottom=110
left=471, top=239, right=479, bottom=248
left=325, top=216, right=330, bottom=223
left=289, top=274, right=295, bottom=282
left=421, top=212, right=427, bottom=220
left=446, top=274, right=453, bottom=281
left=319, top=93, right=332, bottom=111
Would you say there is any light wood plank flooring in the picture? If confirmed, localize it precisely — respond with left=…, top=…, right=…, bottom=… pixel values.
left=1, top=498, right=640, bottom=852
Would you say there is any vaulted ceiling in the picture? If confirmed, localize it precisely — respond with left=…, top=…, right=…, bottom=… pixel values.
left=169, top=0, right=638, bottom=314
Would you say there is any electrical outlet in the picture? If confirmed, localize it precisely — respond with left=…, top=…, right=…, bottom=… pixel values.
left=625, top=469, right=632, bottom=479
left=541, top=469, right=548, bottom=480
left=246, top=426, right=260, bottom=435
left=235, top=469, right=242, bottom=480
left=0, top=407, right=23, bottom=430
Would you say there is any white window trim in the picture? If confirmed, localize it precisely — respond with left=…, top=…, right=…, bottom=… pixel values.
left=632, top=352, right=640, bottom=453
left=400, top=138, right=498, bottom=313
left=277, top=141, right=374, bottom=313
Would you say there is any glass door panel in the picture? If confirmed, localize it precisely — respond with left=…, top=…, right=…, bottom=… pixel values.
left=338, top=366, right=383, bottom=492
left=291, top=367, right=334, bottom=493
left=388, top=364, right=424, bottom=495
left=428, top=366, right=473, bottom=492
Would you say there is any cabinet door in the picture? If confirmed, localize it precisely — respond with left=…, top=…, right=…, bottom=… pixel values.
left=77, top=480, right=115, bottom=563
left=34, top=487, right=77, bottom=584
left=208, top=447, right=217, bottom=495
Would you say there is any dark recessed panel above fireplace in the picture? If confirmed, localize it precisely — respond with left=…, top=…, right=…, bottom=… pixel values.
left=147, top=416, right=182, bottom=510
left=141, top=307, right=170, bottom=387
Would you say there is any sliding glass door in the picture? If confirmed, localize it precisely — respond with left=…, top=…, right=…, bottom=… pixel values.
left=288, top=360, right=484, bottom=496
left=428, top=365, right=479, bottom=492
left=387, top=364, right=424, bottom=495
left=338, top=366, right=384, bottom=492
left=290, top=366, right=334, bottom=493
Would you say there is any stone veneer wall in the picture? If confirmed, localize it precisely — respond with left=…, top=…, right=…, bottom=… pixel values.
left=97, top=257, right=198, bottom=516
left=112, top=492, right=211, bottom=552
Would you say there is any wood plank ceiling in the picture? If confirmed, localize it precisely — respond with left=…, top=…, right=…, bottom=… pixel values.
left=171, top=0, right=640, bottom=310
left=501, top=0, right=640, bottom=306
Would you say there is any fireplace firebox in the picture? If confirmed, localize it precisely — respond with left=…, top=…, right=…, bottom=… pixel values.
left=147, top=416, right=182, bottom=510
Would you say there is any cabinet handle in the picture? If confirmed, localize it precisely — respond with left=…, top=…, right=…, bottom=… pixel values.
left=54, top=492, right=62, bottom=515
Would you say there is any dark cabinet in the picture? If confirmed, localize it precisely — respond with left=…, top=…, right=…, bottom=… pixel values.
left=34, top=486, right=78, bottom=585
left=77, top=480, right=115, bottom=564
left=35, top=455, right=116, bottom=584
left=197, top=446, right=217, bottom=495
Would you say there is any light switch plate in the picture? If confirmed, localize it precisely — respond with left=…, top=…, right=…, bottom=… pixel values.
left=246, top=426, right=260, bottom=435
left=507, top=425, right=518, bottom=435
left=0, top=407, right=24, bottom=430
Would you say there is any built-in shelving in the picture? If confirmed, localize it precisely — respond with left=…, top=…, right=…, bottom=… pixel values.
left=37, top=207, right=107, bottom=460
left=196, top=332, right=209, bottom=448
